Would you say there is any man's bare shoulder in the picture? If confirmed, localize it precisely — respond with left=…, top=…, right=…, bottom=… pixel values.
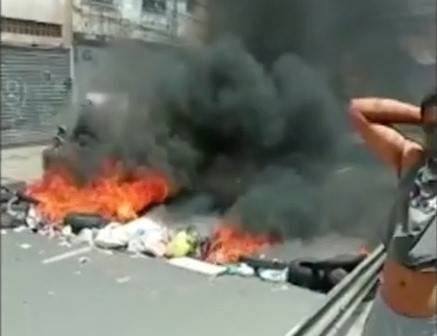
left=401, top=140, right=424, bottom=175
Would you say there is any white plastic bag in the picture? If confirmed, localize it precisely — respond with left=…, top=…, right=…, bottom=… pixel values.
left=95, top=217, right=168, bottom=252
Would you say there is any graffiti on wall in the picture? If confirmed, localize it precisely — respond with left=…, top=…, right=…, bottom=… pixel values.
left=1, top=73, right=28, bottom=129
left=1, top=67, right=70, bottom=130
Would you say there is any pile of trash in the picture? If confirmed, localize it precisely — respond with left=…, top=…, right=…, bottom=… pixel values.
left=1, top=183, right=42, bottom=231
left=65, top=214, right=204, bottom=259
left=1, top=182, right=368, bottom=293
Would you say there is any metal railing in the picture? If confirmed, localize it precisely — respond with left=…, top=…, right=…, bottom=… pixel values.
left=284, top=245, right=386, bottom=336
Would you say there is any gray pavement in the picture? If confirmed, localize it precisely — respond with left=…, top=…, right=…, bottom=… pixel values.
left=1, top=145, right=45, bottom=185
left=1, top=145, right=371, bottom=336
left=2, top=230, right=327, bottom=336
left=1, top=145, right=328, bottom=336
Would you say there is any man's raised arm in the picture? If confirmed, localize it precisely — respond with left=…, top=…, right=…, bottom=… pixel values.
left=348, top=98, right=423, bottom=176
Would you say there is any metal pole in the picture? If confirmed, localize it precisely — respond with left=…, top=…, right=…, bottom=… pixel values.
left=170, top=0, right=178, bottom=40
left=284, top=245, right=386, bottom=336
left=63, top=0, right=73, bottom=47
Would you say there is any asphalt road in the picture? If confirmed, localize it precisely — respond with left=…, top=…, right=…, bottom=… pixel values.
left=1, top=229, right=339, bottom=336
left=0, top=145, right=376, bottom=336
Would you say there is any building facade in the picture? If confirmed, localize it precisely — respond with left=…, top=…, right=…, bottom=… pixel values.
left=71, top=0, right=206, bottom=107
left=1, top=0, right=73, bottom=146
left=72, top=0, right=203, bottom=45
left=1, top=0, right=204, bottom=146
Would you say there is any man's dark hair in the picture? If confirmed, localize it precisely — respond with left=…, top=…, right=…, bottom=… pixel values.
left=420, top=91, right=437, bottom=115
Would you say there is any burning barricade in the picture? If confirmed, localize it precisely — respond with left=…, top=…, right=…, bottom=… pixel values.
left=2, top=95, right=365, bottom=291
left=27, top=161, right=169, bottom=225
left=19, top=158, right=272, bottom=262
left=1, top=148, right=368, bottom=293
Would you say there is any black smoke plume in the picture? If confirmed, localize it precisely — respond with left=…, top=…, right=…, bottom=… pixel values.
left=60, top=0, right=434, bottom=240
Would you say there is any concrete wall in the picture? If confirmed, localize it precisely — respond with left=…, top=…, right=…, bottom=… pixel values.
left=1, top=0, right=72, bottom=47
left=1, top=0, right=65, bottom=24
left=0, top=33, right=64, bottom=48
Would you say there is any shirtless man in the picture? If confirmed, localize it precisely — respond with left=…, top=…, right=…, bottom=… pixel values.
left=349, top=92, right=437, bottom=335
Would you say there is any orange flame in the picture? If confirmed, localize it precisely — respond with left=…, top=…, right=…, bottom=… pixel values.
left=26, top=162, right=169, bottom=225
left=205, top=225, right=279, bottom=264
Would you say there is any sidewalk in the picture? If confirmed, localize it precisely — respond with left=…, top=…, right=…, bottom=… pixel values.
left=1, top=145, right=45, bottom=184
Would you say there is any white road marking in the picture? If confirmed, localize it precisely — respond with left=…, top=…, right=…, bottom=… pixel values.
left=116, top=276, right=131, bottom=284
left=335, top=166, right=353, bottom=175
left=42, top=246, right=92, bottom=265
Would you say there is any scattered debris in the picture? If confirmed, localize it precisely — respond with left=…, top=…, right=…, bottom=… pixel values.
left=1, top=185, right=41, bottom=230
left=165, top=229, right=199, bottom=258
left=240, top=256, right=288, bottom=270
left=69, top=228, right=97, bottom=247
left=26, top=205, right=44, bottom=231
left=271, top=284, right=290, bottom=292
left=56, top=226, right=76, bottom=248
left=233, top=254, right=366, bottom=291
left=42, top=246, right=92, bottom=265
left=78, top=256, right=90, bottom=265
left=7, top=196, right=28, bottom=222
left=258, top=268, right=289, bottom=283
left=239, top=256, right=289, bottom=283
left=3, top=178, right=367, bottom=292
left=168, top=257, right=227, bottom=276
left=1, top=212, right=23, bottom=229
left=285, top=254, right=366, bottom=293
left=127, top=224, right=169, bottom=257
left=116, top=276, right=131, bottom=284
left=58, top=240, right=72, bottom=248
left=226, top=263, right=256, bottom=277
left=1, top=185, right=15, bottom=203
left=37, top=225, right=57, bottom=239
left=95, top=217, right=168, bottom=253
left=13, top=226, right=28, bottom=233
left=61, top=225, right=73, bottom=236
left=335, top=166, right=353, bottom=175
left=94, top=222, right=126, bottom=249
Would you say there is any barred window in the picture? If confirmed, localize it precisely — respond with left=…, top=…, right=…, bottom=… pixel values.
left=81, top=0, right=115, bottom=9
left=1, top=17, right=62, bottom=37
left=142, top=0, right=167, bottom=14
